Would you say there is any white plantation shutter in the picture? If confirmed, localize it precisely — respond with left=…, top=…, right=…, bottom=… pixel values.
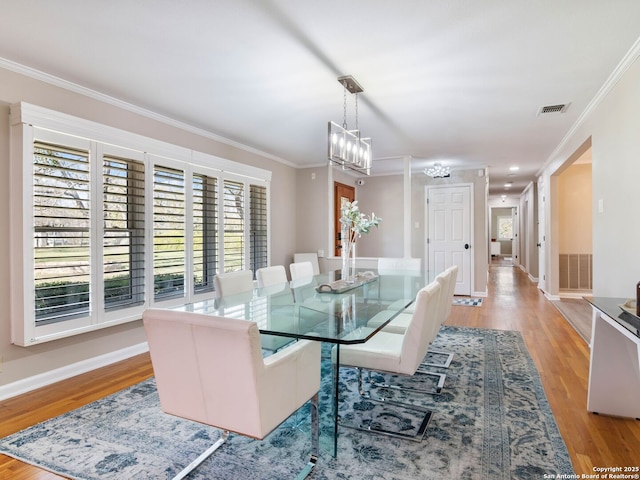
left=250, top=184, right=268, bottom=274
left=33, top=141, right=91, bottom=324
left=11, top=103, right=271, bottom=345
left=153, top=166, right=186, bottom=300
left=103, top=155, right=146, bottom=310
left=193, top=173, right=218, bottom=293
left=223, top=179, right=245, bottom=272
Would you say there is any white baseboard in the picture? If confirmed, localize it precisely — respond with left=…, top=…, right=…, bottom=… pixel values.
left=0, top=342, right=149, bottom=401
left=558, top=291, right=591, bottom=299
left=543, top=291, right=561, bottom=301
left=473, top=290, right=488, bottom=298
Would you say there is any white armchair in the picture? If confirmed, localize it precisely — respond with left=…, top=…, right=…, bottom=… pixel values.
left=143, top=308, right=321, bottom=480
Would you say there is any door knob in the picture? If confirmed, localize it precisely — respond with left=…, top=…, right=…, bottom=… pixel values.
left=537, top=243, right=541, bottom=247
left=464, top=243, right=470, bottom=250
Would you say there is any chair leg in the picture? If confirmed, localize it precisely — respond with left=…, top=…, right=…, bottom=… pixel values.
left=172, top=430, right=230, bottom=480
left=339, top=368, right=432, bottom=442
left=421, top=349, right=454, bottom=369
left=296, top=393, right=319, bottom=480
left=368, top=366, right=446, bottom=395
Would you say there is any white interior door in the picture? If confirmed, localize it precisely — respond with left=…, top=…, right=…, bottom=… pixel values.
left=427, top=185, right=472, bottom=295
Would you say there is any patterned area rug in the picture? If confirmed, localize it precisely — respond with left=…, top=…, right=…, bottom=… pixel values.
left=453, top=297, right=483, bottom=306
left=0, top=326, right=574, bottom=479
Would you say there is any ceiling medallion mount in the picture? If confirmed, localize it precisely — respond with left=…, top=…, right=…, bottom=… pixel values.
left=328, top=75, right=372, bottom=175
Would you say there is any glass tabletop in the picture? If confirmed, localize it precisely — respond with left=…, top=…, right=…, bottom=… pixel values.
left=175, top=268, right=426, bottom=344
left=584, top=296, right=640, bottom=338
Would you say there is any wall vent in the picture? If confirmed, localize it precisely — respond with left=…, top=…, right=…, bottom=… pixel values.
left=559, top=253, right=592, bottom=290
left=537, top=103, right=570, bottom=116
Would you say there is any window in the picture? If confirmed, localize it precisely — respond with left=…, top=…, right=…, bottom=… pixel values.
left=10, top=102, right=271, bottom=345
left=498, top=216, right=513, bottom=240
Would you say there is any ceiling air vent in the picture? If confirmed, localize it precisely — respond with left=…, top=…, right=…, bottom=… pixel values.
left=537, top=103, right=570, bottom=116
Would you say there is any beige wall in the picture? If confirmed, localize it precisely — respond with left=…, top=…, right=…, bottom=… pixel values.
left=0, top=66, right=297, bottom=387
left=541, top=52, right=640, bottom=297
left=558, top=163, right=592, bottom=254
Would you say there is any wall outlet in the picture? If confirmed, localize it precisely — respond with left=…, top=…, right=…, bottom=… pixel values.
left=317, top=249, right=324, bottom=258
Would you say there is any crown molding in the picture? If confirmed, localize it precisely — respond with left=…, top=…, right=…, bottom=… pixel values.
left=537, top=36, right=640, bottom=177
left=0, top=56, right=298, bottom=169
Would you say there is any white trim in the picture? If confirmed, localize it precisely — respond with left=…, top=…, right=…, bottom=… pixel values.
left=0, top=57, right=296, bottom=169
left=424, top=182, right=475, bottom=295
left=472, top=290, right=488, bottom=298
left=10, top=102, right=272, bottom=345
left=0, top=342, right=149, bottom=401
left=537, top=36, right=640, bottom=177
left=543, top=291, right=562, bottom=302
left=12, top=102, right=272, bottom=182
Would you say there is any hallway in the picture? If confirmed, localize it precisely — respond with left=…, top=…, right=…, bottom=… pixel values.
left=447, top=264, right=639, bottom=474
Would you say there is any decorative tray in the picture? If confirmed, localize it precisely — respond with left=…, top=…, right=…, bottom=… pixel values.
left=619, top=298, right=638, bottom=316
left=315, top=272, right=378, bottom=294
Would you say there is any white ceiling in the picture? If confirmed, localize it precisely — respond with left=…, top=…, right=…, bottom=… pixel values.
left=1, top=1, right=639, bottom=197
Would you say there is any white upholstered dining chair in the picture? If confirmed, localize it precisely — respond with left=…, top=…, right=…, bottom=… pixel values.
left=293, top=253, right=320, bottom=275
left=213, top=269, right=254, bottom=298
left=332, top=281, right=443, bottom=440
left=256, top=265, right=288, bottom=288
left=214, top=269, right=292, bottom=352
left=373, top=265, right=458, bottom=371
left=143, top=308, right=321, bottom=480
left=289, top=261, right=315, bottom=281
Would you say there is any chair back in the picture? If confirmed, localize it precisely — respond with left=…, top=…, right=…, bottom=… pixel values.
left=434, top=270, right=450, bottom=325
left=443, top=265, right=458, bottom=321
left=289, top=261, right=314, bottom=280
left=256, top=265, right=288, bottom=288
left=293, top=253, right=320, bottom=275
left=214, top=269, right=254, bottom=298
left=398, top=281, right=441, bottom=374
left=143, top=309, right=267, bottom=438
left=377, top=257, right=422, bottom=274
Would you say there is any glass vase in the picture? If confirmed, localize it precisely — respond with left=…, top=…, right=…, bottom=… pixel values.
left=341, top=224, right=356, bottom=282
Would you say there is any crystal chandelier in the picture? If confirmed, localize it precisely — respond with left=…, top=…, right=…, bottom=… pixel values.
left=328, top=75, right=372, bottom=175
left=425, top=162, right=452, bottom=178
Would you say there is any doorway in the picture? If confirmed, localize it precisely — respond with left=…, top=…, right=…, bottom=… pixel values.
left=426, top=184, right=473, bottom=295
left=334, top=182, right=355, bottom=256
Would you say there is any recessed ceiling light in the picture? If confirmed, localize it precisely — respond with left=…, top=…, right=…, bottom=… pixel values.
left=509, top=166, right=519, bottom=171
left=504, top=182, right=512, bottom=188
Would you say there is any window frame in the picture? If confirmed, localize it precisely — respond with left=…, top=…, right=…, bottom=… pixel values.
left=497, top=215, right=513, bottom=241
left=10, top=102, right=271, bottom=346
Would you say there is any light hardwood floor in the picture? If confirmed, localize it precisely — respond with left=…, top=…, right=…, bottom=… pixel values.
left=1, top=264, right=639, bottom=478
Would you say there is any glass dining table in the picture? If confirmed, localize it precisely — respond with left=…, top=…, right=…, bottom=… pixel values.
left=173, top=268, right=427, bottom=457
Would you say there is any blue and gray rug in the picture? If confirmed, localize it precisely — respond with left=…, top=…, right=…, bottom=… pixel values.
left=0, top=326, right=574, bottom=479
left=453, top=297, right=483, bottom=306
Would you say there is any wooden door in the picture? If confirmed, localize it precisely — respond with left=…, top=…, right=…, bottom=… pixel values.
left=334, top=182, right=355, bottom=256
left=427, top=184, right=472, bottom=295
